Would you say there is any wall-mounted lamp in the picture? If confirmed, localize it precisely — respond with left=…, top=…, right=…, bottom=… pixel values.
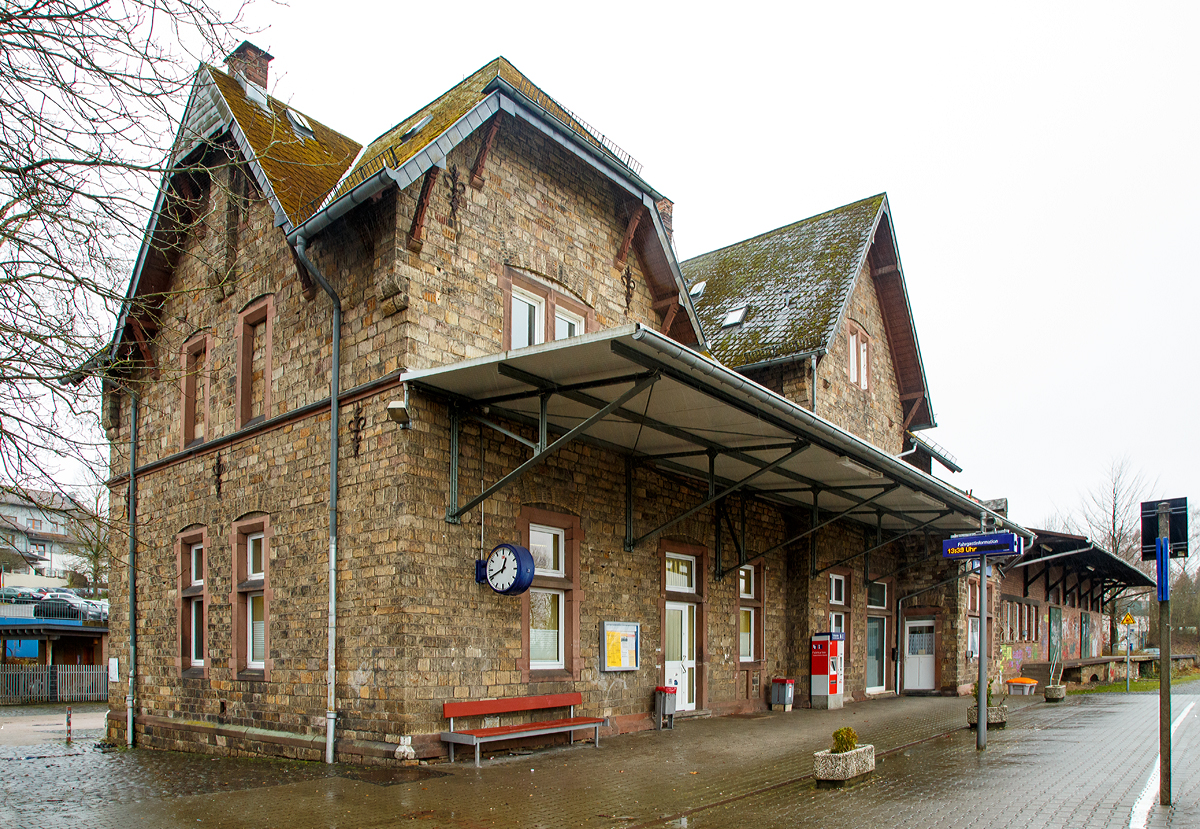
left=387, top=383, right=412, bottom=428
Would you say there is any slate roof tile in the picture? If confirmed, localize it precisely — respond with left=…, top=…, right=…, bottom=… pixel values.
left=680, top=195, right=884, bottom=368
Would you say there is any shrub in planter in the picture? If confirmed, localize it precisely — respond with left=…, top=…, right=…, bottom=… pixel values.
left=967, top=676, right=1008, bottom=727
left=814, top=726, right=874, bottom=785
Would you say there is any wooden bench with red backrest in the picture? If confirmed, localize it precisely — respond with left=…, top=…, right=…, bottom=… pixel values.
left=441, top=692, right=605, bottom=767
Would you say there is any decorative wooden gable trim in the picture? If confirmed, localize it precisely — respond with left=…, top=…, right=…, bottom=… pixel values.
left=470, top=116, right=501, bottom=189
left=615, top=204, right=647, bottom=269
left=407, top=167, right=441, bottom=252
left=128, top=316, right=159, bottom=380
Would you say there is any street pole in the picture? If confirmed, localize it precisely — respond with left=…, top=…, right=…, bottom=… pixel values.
left=1157, top=501, right=1171, bottom=806
left=977, top=548, right=988, bottom=750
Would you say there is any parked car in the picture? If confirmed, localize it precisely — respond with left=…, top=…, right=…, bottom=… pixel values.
left=33, top=594, right=102, bottom=621
left=0, top=586, right=36, bottom=602
left=82, top=599, right=108, bottom=621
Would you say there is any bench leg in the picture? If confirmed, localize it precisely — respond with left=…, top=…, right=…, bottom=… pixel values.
left=594, top=724, right=600, bottom=748
left=475, top=743, right=481, bottom=768
left=449, top=743, right=455, bottom=764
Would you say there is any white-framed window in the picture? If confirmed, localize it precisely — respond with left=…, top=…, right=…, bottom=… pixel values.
left=848, top=322, right=869, bottom=390
left=867, top=580, right=886, bottom=609
left=666, top=553, right=696, bottom=593
left=189, top=599, right=205, bottom=667
left=830, top=573, right=845, bottom=605
left=530, top=524, right=564, bottom=576
left=248, top=592, right=266, bottom=669
left=830, top=611, right=846, bottom=635
left=190, top=543, right=204, bottom=586
left=248, top=532, right=264, bottom=579
left=739, top=565, right=754, bottom=599
left=739, top=607, right=754, bottom=662
left=554, top=306, right=583, bottom=341
left=968, top=615, right=980, bottom=658
left=511, top=286, right=545, bottom=349
left=529, top=588, right=564, bottom=670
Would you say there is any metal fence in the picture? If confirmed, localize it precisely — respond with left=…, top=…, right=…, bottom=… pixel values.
left=0, top=665, right=108, bottom=704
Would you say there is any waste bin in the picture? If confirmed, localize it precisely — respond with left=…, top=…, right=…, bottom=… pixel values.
left=655, top=686, right=677, bottom=730
left=1006, top=677, right=1038, bottom=695
left=770, top=678, right=795, bottom=711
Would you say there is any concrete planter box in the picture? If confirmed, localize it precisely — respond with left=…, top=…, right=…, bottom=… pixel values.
left=813, top=744, right=875, bottom=786
left=1044, top=684, right=1066, bottom=702
left=967, top=704, right=1008, bottom=728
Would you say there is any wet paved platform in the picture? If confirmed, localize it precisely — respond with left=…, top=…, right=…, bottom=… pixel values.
left=2, top=683, right=1197, bottom=828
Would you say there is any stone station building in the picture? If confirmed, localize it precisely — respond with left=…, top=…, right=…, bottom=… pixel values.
left=96, top=45, right=1040, bottom=764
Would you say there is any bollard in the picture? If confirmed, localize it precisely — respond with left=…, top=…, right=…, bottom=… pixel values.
left=66, top=706, right=72, bottom=743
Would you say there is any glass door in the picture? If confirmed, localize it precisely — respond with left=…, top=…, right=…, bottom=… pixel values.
left=866, top=617, right=886, bottom=692
left=665, top=601, right=696, bottom=711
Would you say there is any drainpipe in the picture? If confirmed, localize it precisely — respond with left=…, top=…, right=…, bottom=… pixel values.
left=809, top=354, right=817, bottom=412
left=294, top=236, right=341, bottom=765
left=126, top=391, right=138, bottom=747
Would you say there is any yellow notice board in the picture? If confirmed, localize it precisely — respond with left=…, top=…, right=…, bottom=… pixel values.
left=601, top=621, right=640, bottom=672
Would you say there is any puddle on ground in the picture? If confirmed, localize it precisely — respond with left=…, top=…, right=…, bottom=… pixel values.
left=337, top=766, right=448, bottom=786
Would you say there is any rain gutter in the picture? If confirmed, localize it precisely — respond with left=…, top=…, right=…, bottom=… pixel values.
left=292, top=236, right=341, bottom=765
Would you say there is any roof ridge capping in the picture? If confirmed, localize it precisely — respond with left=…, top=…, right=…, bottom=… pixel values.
left=681, top=193, right=886, bottom=266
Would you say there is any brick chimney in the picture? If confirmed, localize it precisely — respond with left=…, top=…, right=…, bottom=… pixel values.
left=655, top=197, right=674, bottom=250
left=225, top=41, right=273, bottom=88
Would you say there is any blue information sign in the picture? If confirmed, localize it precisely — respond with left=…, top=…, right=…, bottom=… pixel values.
left=942, top=532, right=1021, bottom=559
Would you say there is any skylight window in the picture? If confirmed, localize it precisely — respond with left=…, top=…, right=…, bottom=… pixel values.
left=285, top=109, right=314, bottom=140
left=400, top=115, right=433, bottom=143
left=721, top=305, right=748, bottom=328
left=688, top=280, right=706, bottom=299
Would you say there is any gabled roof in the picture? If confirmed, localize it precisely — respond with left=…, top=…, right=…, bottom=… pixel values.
left=105, top=64, right=361, bottom=364
left=680, top=194, right=935, bottom=430
left=177, top=65, right=362, bottom=229
left=289, top=57, right=704, bottom=347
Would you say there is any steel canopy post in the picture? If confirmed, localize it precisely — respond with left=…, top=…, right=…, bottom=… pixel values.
left=977, top=548, right=988, bottom=750
left=1158, top=501, right=1171, bottom=806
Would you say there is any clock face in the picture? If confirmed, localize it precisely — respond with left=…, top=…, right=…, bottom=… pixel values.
left=484, top=543, right=535, bottom=595
left=487, top=546, right=518, bottom=592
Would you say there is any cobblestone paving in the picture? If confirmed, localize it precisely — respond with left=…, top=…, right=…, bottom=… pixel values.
left=1, top=685, right=1196, bottom=828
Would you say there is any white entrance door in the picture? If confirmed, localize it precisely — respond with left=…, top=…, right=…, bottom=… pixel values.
left=904, top=620, right=935, bottom=691
left=665, top=601, right=697, bottom=711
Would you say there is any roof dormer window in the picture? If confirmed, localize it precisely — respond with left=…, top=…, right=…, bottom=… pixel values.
left=236, top=73, right=271, bottom=114
left=400, top=115, right=433, bottom=143
left=285, top=109, right=314, bottom=141
left=721, top=305, right=748, bottom=328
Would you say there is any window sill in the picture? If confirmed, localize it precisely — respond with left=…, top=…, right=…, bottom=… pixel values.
left=237, top=578, right=265, bottom=591
left=236, top=669, right=266, bottom=682
left=529, top=669, right=572, bottom=682
left=182, top=666, right=206, bottom=679
left=182, top=584, right=204, bottom=598
left=739, top=660, right=764, bottom=670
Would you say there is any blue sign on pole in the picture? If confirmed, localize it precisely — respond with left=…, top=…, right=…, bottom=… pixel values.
left=1157, top=537, right=1170, bottom=602
left=942, top=532, right=1021, bottom=559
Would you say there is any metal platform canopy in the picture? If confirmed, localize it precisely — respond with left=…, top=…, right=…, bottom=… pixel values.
left=402, top=324, right=1028, bottom=564
left=1007, top=529, right=1156, bottom=607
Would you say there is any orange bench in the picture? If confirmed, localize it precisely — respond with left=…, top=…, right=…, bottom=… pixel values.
left=441, top=692, right=605, bottom=767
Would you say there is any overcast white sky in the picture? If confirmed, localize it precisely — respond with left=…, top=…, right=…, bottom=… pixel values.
left=232, top=1, right=1197, bottom=531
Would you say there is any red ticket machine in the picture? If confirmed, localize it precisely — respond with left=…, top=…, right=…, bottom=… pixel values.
left=811, top=632, right=845, bottom=709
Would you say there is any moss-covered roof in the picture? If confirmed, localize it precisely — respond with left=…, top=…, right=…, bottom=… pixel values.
left=680, top=195, right=884, bottom=367
left=206, top=66, right=362, bottom=226
left=333, top=57, right=625, bottom=205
